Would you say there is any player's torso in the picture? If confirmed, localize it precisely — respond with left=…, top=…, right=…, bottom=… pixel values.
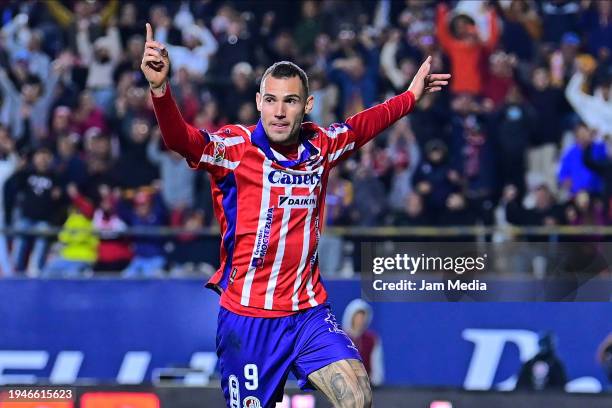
left=213, top=123, right=332, bottom=314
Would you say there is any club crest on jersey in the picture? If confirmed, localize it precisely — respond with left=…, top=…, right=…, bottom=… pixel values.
left=213, top=141, right=226, bottom=162
left=243, top=396, right=261, bottom=408
left=268, top=170, right=321, bottom=187
left=326, top=123, right=351, bottom=138
left=278, top=195, right=317, bottom=209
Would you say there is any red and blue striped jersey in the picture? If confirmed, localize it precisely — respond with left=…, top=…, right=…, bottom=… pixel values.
left=152, top=85, right=415, bottom=317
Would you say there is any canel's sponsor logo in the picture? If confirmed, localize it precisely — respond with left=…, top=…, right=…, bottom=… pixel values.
left=278, top=195, right=317, bottom=209
left=268, top=171, right=320, bottom=186
left=251, top=208, right=274, bottom=269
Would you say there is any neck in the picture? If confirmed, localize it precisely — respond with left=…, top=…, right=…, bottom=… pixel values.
left=271, top=135, right=299, bottom=146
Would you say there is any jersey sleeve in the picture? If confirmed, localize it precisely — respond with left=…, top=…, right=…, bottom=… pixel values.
left=323, top=90, right=416, bottom=167
left=189, top=126, right=247, bottom=179
left=151, top=84, right=246, bottom=179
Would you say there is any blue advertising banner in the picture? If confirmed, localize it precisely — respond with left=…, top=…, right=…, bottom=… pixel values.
left=0, top=279, right=609, bottom=391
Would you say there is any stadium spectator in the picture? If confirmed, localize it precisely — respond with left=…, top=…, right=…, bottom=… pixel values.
left=436, top=2, right=499, bottom=95
left=524, top=65, right=565, bottom=191
left=516, top=331, right=568, bottom=391
left=76, top=16, right=121, bottom=112
left=504, top=184, right=564, bottom=226
left=448, top=94, right=496, bottom=221
left=386, top=118, right=421, bottom=211
left=193, top=98, right=227, bottom=133
left=565, top=55, right=612, bottom=136
left=491, top=85, right=534, bottom=195
left=160, top=23, right=217, bottom=81
left=390, top=192, right=429, bottom=226
left=42, top=183, right=98, bottom=277
left=564, top=190, right=606, bottom=226
left=114, top=116, right=158, bottom=189
left=408, top=92, right=449, bottom=151
left=328, top=29, right=379, bottom=117
left=580, top=0, right=612, bottom=57
left=597, top=332, right=612, bottom=388
left=0, top=58, right=67, bottom=142
left=92, top=187, right=132, bottom=272
left=55, top=133, right=87, bottom=187
left=113, top=34, right=149, bottom=89
left=294, top=1, right=322, bottom=55
left=558, top=122, right=606, bottom=197
left=583, top=137, right=612, bottom=216
left=9, top=146, right=63, bottom=274
left=119, top=190, right=167, bottom=277
left=0, top=127, right=18, bottom=276
left=483, top=51, right=517, bottom=108
left=438, top=192, right=477, bottom=226
left=73, top=91, right=108, bottom=136
left=498, top=0, right=542, bottom=62
left=413, top=139, right=462, bottom=224
left=49, top=106, right=76, bottom=142
left=223, top=62, right=257, bottom=123
left=147, top=128, right=195, bottom=210
left=342, top=299, right=385, bottom=387
left=306, top=71, right=338, bottom=126
left=168, top=208, right=218, bottom=276
left=539, top=1, right=581, bottom=44
left=320, top=167, right=353, bottom=276
left=351, top=158, right=387, bottom=226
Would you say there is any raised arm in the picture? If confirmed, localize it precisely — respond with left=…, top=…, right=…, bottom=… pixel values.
left=436, top=4, right=457, bottom=52
left=484, top=7, right=500, bottom=51
left=346, top=56, right=450, bottom=149
left=142, top=23, right=206, bottom=165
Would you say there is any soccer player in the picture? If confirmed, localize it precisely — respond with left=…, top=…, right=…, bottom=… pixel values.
left=142, top=23, right=449, bottom=408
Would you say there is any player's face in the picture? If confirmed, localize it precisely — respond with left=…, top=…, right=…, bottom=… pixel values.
left=256, top=76, right=314, bottom=145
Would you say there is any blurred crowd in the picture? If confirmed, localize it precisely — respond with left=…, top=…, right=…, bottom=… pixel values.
left=1, top=0, right=612, bottom=277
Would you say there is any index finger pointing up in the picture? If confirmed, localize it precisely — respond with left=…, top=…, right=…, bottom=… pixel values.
left=146, top=23, right=154, bottom=42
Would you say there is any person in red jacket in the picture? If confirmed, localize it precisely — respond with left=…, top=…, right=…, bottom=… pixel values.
left=436, top=3, right=499, bottom=95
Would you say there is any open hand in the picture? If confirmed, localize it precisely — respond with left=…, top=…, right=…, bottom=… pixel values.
left=408, top=56, right=451, bottom=101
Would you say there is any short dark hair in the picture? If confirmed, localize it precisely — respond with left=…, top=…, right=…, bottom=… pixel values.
left=261, top=61, right=309, bottom=96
